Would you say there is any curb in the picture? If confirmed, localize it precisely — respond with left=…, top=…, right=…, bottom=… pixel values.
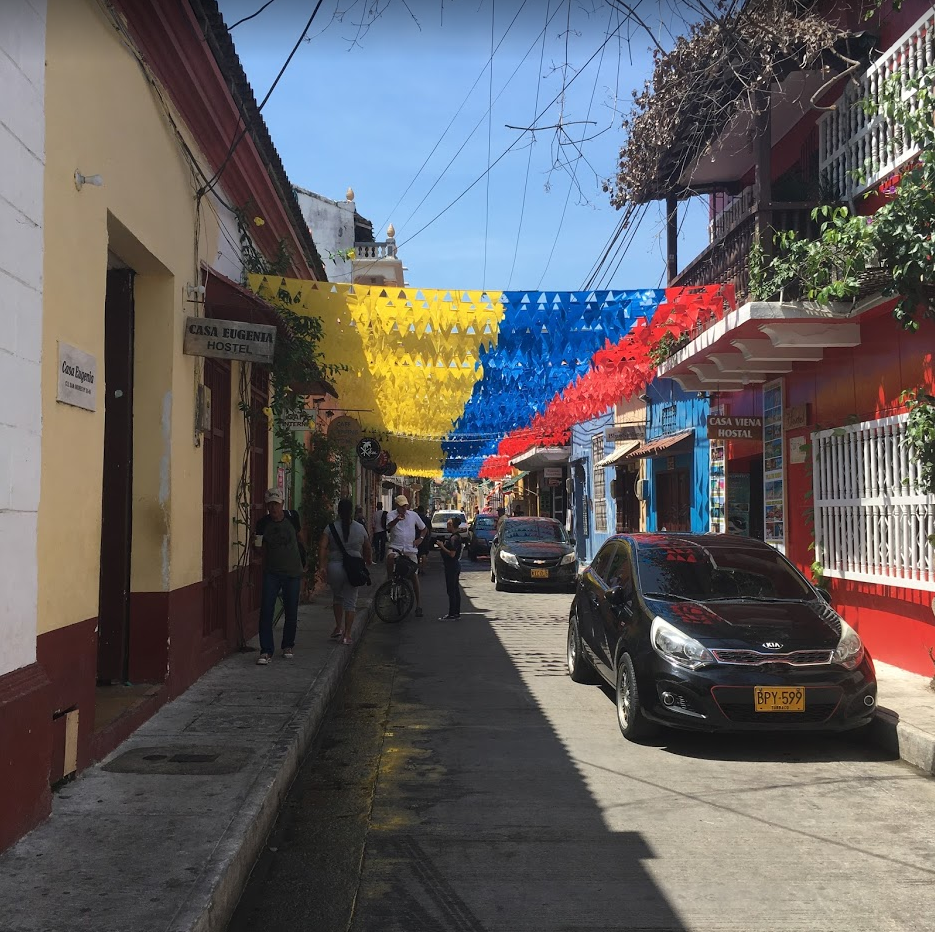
left=868, top=706, right=935, bottom=776
left=169, top=598, right=374, bottom=932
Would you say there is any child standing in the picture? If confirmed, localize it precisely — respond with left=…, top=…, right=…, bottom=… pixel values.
left=438, top=517, right=463, bottom=620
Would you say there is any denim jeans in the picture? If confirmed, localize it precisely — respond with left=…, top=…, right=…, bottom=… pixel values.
left=258, top=571, right=301, bottom=655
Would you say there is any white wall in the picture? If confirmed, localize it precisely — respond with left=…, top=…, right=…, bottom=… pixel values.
left=0, top=0, right=45, bottom=675
left=294, top=187, right=356, bottom=282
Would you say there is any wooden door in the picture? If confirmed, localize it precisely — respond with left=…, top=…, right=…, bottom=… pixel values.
left=202, top=359, right=230, bottom=637
left=656, top=469, right=690, bottom=531
left=97, top=269, right=135, bottom=683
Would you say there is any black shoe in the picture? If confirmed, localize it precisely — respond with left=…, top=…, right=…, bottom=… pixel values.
left=439, top=614, right=456, bottom=620
left=414, top=607, right=424, bottom=617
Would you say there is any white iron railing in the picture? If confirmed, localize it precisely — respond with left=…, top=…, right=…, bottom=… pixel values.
left=818, top=9, right=934, bottom=201
left=812, top=414, right=935, bottom=590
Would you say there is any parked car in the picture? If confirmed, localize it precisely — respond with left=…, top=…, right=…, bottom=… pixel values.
left=491, top=517, right=577, bottom=591
left=567, top=533, right=877, bottom=741
left=430, top=510, right=467, bottom=545
left=466, top=513, right=498, bottom=560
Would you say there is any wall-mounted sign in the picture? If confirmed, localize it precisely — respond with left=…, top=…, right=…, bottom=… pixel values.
left=784, top=404, right=810, bottom=431
left=383, top=460, right=397, bottom=476
left=57, top=342, right=97, bottom=412
left=183, top=317, right=276, bottom=365
left=543, top=467, right=563, bottom=479
left=707, top=415, right=763, bottom=440
left=605, top=424, right=644, bottom=442
left=327, top=415, right=362, bottom=446
left=357, top=437, right=381, bottom=461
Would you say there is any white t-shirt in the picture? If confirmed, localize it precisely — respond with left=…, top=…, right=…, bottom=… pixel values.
left=386, top=509, right=425, bottom=556
left=372, top=508, right=385, bottom=535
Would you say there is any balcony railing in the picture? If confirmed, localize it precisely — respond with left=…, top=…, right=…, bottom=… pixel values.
left=673, top=197, right=818, bottom=305
left=819, top=8, right=934, bottom=201
left=353, top=241, right=397, bottom=260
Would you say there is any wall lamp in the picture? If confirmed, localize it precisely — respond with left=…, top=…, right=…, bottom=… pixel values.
left=75, top=171, right=104, bottom=190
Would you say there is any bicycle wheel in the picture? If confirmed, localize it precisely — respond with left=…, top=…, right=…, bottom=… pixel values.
left=374, top=579, right=414, bottom=623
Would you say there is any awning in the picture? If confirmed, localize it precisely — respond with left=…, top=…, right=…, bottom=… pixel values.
left=595, top=440, right=641, bottom=468
left=203, top=266, right=288, bottom=336
left=624, top=428, right=694, bottom=459
left=509, top=446, right=570, bottom=471
left=501, top=470, right=529, bottom=490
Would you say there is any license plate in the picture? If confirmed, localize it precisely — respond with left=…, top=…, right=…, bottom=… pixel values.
left=530, top=568, right=549, bottom=579
left=754, top=686, right=805, bottom=712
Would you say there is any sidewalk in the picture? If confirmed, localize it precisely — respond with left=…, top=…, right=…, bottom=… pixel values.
left=0, top=593, right=931, bottom=932
left=0, top=582, right=376, bottom=932
left=869, top=659, right=935, bottom=776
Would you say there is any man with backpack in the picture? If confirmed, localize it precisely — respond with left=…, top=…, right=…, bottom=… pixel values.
left=371, top=500, right=387, bottom=563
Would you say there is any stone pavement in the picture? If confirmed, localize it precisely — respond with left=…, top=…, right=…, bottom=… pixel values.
left=0, top=579, right=932, bottom=932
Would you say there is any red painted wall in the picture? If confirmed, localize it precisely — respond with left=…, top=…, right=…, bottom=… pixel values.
left=782, top=306, right=935, bottom=674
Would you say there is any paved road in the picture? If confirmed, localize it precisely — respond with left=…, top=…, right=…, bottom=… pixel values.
left=228, top=557, right=935, bottom=932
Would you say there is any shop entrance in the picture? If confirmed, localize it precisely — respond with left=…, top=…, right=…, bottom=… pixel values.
left=97, top=268, right=135, bottom=684
left=614, top=466, right=640, bottom=532
left=656, top=468, right=690, bottom=531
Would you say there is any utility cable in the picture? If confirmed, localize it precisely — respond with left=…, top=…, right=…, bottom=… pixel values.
left=483, top=0, right=495, bottom=290
left=376, top=0, right=529, bottom=236
left=228, top=0, right=279, bottom=31
left=199, top=0, right=326, bottom=198
left=399, top=11, right=632, bottom=252
left=507, top=0, right=551, bottom=290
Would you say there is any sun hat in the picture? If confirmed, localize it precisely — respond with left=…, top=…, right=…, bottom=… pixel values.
left=395, top=495, right=409, bottom=506
left=264, top=488, right=284, bottom=503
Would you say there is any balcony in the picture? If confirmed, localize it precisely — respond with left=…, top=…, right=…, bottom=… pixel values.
left=672, top=194, right=819, bottom=305
left=353, top=241, right=397, bottom=260
left=819, top=8, right=934, bottom=201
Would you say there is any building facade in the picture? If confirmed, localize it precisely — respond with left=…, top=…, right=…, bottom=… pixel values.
left=0, top=0, right=324, bottom=850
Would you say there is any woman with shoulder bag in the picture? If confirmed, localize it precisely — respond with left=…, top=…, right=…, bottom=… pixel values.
left=317, top=498, right=372, bottom=645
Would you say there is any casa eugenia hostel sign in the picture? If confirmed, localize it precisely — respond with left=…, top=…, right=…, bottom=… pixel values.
left=183, top=317, right=276, bottom=365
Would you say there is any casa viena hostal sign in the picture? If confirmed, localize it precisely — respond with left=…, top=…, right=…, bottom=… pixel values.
left=183, top=317, right=276, bottom=365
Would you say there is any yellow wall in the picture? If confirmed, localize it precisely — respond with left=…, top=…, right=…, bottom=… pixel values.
left=38, top=0, right=250, bottom=633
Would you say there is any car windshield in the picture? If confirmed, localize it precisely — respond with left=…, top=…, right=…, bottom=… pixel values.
left=636, top=541, right=814, bottom=602
left=474, top=517, right=496, bottom=529
left=433, top=512, right=464, bottom=525
left=502, top=521, right=567, bottom=543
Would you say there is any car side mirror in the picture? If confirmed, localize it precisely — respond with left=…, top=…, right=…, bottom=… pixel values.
left=816, top=588, right=832, bottom=604
left=568, top=537, right=575, bottom=546
left=606, top=582, right=634, bottom=608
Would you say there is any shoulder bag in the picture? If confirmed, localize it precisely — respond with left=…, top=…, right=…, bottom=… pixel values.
left=329, top=523, right=371, bottom=587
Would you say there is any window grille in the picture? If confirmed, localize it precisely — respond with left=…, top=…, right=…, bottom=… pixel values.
left=660, top=404, right=677, bottom=433
left=592, top=434, right=607, bottom=533
left=813, top=414, right=934, bottom=590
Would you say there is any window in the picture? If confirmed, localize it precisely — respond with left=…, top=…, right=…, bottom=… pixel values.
left=813, top=414, right=934, bottom=590
left=592, top=435, right=607, bottom=533
left=602, top=542, right=633, bottom=590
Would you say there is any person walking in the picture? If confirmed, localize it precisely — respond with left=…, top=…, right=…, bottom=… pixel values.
left=385, top=495, right=426, bottom=617
left=354, top=504, right=366, bottom=527
left=254, top=488, right=305, bottom=665
left=371, top=501, right=387, bottom=563
left=437, top=516, right=463, bottom=620
left=317, top=498, right=372, bottom=645
left=415, top=505, right=432, bottom=573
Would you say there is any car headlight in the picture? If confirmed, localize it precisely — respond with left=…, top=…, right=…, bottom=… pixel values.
left=559, top=552, right=576, bottom=566
left=831, top=619, right=864, bottom=670
left=500, top=550, right=519, bottom=567
left=650, top=616, right=715, bottom=670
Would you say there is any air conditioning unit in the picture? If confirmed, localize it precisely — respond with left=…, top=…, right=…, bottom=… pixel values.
left=634, top=478, right=649, bottom=501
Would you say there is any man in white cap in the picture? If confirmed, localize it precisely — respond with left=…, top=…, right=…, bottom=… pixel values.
left=385, top=494, right=426, bottom=616
left=253, top=488, right=304, bottom=663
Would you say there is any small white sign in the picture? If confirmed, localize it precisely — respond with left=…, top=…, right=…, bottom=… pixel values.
left=543, top=467, right=563, bottom=479
left=57, top=343, right=97, bottom=411
left=183, top=317, right=276, bottom=364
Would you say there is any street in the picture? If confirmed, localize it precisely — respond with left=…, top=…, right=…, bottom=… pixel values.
left=228, top=557, right=935, bottom=932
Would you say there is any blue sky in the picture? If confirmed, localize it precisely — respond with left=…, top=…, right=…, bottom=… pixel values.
left=217, top=0, right=708, bottom=292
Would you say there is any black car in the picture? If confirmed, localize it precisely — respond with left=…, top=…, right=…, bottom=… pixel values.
left=491, top=517, right=577, bottom=591
left=466, top=513, right=498, bottom=560
left=567, top=533, right=877, bottom=740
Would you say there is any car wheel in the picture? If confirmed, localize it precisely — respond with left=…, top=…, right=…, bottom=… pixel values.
left=615, top=653, right=654, bottom=742
left=567, top=608, right=597, bottom=684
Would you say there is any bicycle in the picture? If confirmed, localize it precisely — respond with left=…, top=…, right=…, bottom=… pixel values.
left=373, top=553, right=417, bottom=623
